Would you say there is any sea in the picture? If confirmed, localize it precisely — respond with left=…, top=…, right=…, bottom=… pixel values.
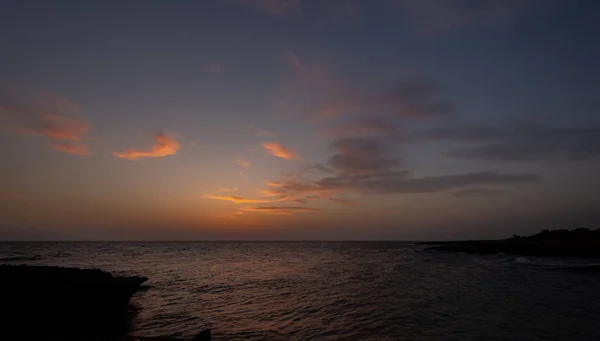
left=1, top=242, right=599, bottom=341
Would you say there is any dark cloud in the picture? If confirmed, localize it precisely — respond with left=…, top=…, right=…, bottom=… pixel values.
left=330, top=171, right=537, bottom=194
left=328, top=137, right=401, bottom=174
left=422, top=125, right=600, bottom=162
left=318, top=77, right=454, bottom=120
left=452, top=188, right=504, bottom=197
left=320, top=116, right=396, bottom=137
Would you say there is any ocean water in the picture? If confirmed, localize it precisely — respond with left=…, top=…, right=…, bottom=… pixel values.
left=1, top=242, right=599, bottom=341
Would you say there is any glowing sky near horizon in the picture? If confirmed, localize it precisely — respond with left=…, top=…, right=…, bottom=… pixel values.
left=1, top=0, right=599, bottom=240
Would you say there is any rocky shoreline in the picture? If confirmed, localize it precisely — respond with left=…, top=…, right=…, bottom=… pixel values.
left=0, top=264, right=211, bottom=341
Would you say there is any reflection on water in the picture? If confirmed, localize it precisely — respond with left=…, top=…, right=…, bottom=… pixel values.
left=1, top=242, right=599, bottom=341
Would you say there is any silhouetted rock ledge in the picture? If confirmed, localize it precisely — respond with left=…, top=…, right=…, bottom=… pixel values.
left=422, top=228, right=600, bottom=258
left=0, top=264, right=148, bottom=340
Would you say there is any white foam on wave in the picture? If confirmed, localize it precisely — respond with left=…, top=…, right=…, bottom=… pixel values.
left=515, top=257, right=534, bottom=264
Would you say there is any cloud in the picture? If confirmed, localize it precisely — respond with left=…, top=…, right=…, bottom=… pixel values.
left=48, top=142, right=91, bottom=156
left=317, top=78, right=454, bottom=119
left=246, top=124, right=274, bottom=136
left=320, top=116, right=396, bottom=137
left=216, top=188, right=239, bottom=193
left=204, top=64, right=221, bottom=73
left=262, top=142, right=302, bottom=160
left=317, top=100, right=359, bottom=118
left=13, top=96, right=90, bottom=141
left=350, top=172, right=537, bottom=195
left=241, top=206, right=320, bottom=215
left=452, top=188, right=503, bottom=197
left=2, top=94, right=93, bottom=155
left=421, top=125, right=600, bottom=162
left=203, top=195, right=286, bottom=204
left=394, top=0, right=559, bottom=34
left=328, top=137, right=401, bottom=174
left=236, top=158, right=252, bottom=167
left=236, top=0, right=300, bottom=13
left=113, top=133, right=181, bottom=160
left=255, top=132, right=537, bottom=205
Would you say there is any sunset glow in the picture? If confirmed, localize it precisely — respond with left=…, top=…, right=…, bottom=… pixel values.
left=1, top=0, right=599, bottom=240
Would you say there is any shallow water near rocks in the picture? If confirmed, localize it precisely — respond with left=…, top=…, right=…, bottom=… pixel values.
left=1, top=242, right=599, bottom=341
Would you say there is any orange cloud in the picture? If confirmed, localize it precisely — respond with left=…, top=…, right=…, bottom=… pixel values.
left=236, top=158, right=251, bottom=167
left=48, top=142, right=91, bottom=156
left=113, top=133, right=180, bottom=160
left=217, top=188, right=239, bottom=193
left=241, top=206, right=321, bottom=215
left=203, top=195, right=285, bottom=204
left=262, top=142, right=301, bottom=160
left=18, top=114, right=91, bottom=141
left=3, top=95, right=93, bottom=155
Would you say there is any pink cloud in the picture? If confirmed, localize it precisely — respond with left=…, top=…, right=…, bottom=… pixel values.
left=262, top=142, right=302, bottom=160
left=236, top=158, right=252, bottom=167
left=113, top=133, right=181, bottom=160
left=48, top=142, right=91, bottom=156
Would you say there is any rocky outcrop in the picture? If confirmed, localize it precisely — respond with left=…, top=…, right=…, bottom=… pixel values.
left=0, top=265, right=148, bottom=340
left=423, top=228, right=600, bottom=258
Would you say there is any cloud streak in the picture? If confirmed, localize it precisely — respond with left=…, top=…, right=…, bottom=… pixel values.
left=262, top=142, right=301, bottom=160
left=421, top=125, right=600, bottom=162
left=236, top=158, right=252, bottom=167
left=113, top=133, right=181, bottom=160
left=203, top=195, right=286, bottom=204
left=320, top=116, right=395, bottom=137
left=241, top=206, right=320, bottom=215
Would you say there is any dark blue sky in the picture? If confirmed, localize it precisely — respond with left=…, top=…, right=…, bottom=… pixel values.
left=1, top=0, right=599, bottom=240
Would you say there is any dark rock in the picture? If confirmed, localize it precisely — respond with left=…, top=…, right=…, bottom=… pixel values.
left=422, top=228, right=600, bottom=258
left=193, top=329, right=211, bottom=341
left=0, top=264, right=148, bottom=340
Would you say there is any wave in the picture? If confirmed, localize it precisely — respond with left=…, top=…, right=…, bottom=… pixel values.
left=543, top=264, right=600, bottom=273
left=0, top=255, right=42, bottom=262
left=514, top=258, right=600, bottom=273
left=515, top=257, right=535, bottom=264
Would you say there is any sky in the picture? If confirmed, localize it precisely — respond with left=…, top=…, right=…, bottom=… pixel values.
left=1, top=0, right=599, bottom=240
